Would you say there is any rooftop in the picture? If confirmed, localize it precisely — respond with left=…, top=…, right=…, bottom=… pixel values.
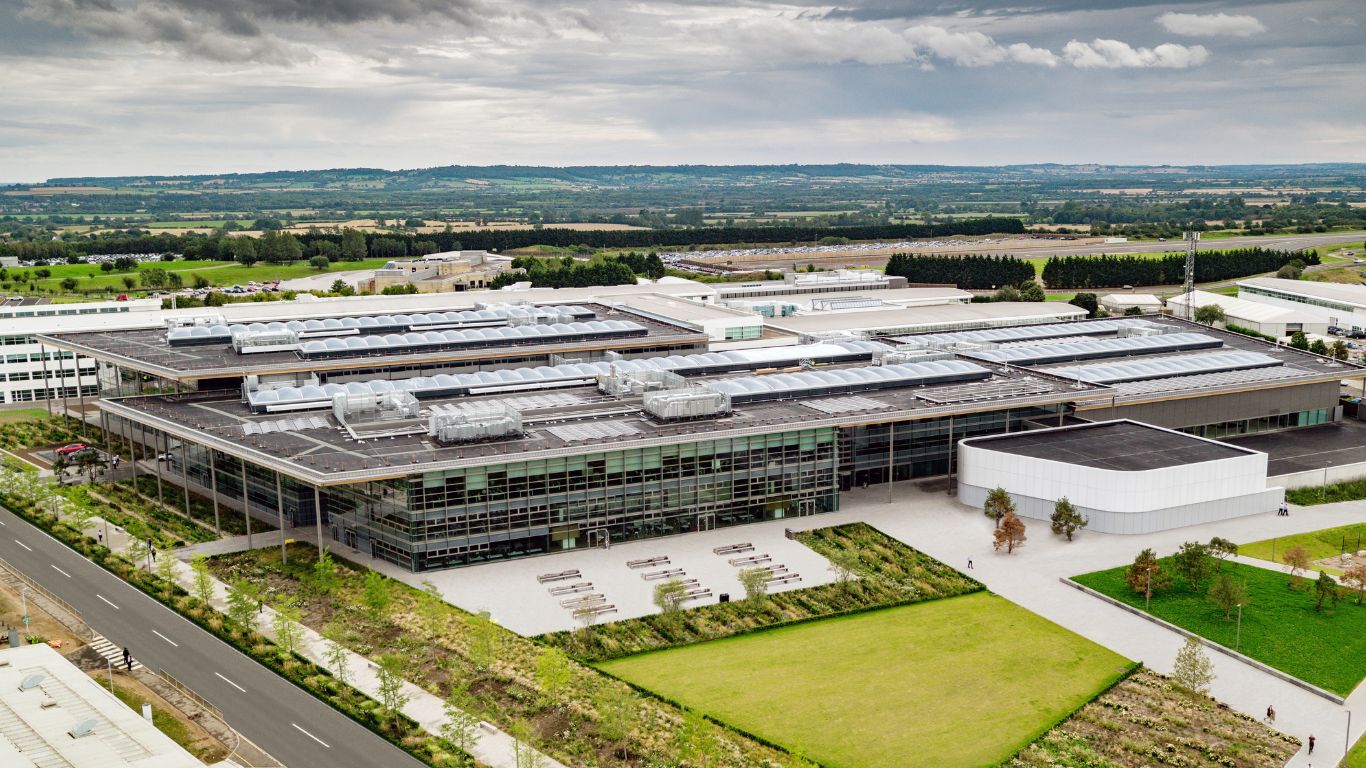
left=766, top=301, right=1087, bottom=336
left=1166, top=290, right=1301, bottom=324
left=0, top=644, right=201, bottom=768
left=962, top=420, right=1253, bottom=471
left=1239, top=277, right=1366, bottom=308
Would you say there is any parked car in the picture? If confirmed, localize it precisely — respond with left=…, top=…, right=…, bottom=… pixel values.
left=55, top=442, right=87, bottom=457
left=1328, top=326, right=1344, bottom=336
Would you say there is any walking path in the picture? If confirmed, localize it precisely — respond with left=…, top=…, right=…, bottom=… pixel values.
left=162, top=549, right=565, bottom=768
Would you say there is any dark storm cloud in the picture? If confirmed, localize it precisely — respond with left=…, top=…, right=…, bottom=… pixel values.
left=823, top=0, right=1227, bottom=22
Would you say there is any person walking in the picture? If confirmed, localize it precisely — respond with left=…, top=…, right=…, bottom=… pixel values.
left=967, top=558, right=974, bottom=570
left=1308, top=734, right=1315, bottom=754
left=1266, top=705, right=1276, bottom=724
left=122, top=647, right=132, bottom=671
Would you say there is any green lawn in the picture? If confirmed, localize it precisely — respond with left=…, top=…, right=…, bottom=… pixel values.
left=1347, top=731, right=1366, bottom=768
left=1073, top=560, right=1366, bottom=695
left=1287, top=478, right=1366, bottom=507
left=1241, top=523, right=1366, bottom=575
left=0, top=409, right=52, bottom=425
left=17, top=257, right=392, bottom=296
left=600, top=593, right=1132, bottom=768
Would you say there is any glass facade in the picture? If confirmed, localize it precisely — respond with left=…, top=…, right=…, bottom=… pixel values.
left=328, top=428, right=840, bottom=570
left=1180, top=408, right=1332, bottom=440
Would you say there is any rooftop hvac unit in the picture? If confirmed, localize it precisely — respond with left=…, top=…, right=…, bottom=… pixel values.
left=1119, top=324, right=1181, bottom=337
left=428, top=402, right=522, bottom=444
left=598, top=368, right=686, bottom=397
left=165, top=312, right=225, bottom=330
left=877, top=349, right=955, bottom=366
left=233, top=329, right=300, bottom=354
left=643, top=388, right=732, bottom=421
left=810, top=296, right=883, bottom=312
left=332, top=391, right=421, bottom=424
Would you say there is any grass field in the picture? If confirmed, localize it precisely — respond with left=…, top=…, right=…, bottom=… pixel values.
left=13, top=257, right=393, bottom=295
left=0, top=409, right=52, bottom=425
left=1073, top=560, right=1366, bottom=695
left=1241, top=522, right=1366, bottom=575
left=1347, top=732, right=1366, bottom=768
left=600, top=593, right=1132, bottom=768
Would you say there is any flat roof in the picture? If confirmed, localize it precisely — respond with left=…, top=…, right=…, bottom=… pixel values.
left=610, top=294, right=759, bottom=325
left=0, top=644, right=201, bottom=768
left=1239, top=277, right=1366, bottom=308
left=1167, top=290, right=1300, bottom=323
left=963, top=420, right=1252, bottom=470
left=766, top=301, right=1086, bottom=335
left=42, top=303, right=708, bottom=381
left=105, top=357, right=1108, bottom=486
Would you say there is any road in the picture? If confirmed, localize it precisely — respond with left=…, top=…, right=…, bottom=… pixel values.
left=0, top=505, right=426, bottom=768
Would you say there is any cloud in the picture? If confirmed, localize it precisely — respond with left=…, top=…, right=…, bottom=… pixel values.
left=722, top=19, right=1056, bottom=68
left=1063, top=39, right=1209, bottom=69
left=902, top=25, right=1056, bottom=67
left=1156, top=12, right=1265, bottom=37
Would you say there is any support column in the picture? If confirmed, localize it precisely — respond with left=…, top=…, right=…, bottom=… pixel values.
left=208, top=451, right=221, bottom=535
left=39, top=344, right=52, bottom=416
left=275, top=471, right=287, bottom=566
left=150, top=424, right=164, bottom=507
left=946, top=415, right=956, bottom=495
left=75, top=355, right=89, bottom=438
left=313, top=485, right=324, bottom=559
left=886, top=420, right=894, bottom=503
left=179, top=438, right=192, bottom=522
left=240, top=460, right=253, bottom=551
left=59, top=352, right=72, bottom=426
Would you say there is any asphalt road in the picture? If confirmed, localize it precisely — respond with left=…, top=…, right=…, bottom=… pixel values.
left=0, top=505, right=426, bottom=768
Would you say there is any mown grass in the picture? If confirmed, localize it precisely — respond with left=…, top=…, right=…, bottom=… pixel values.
left=1241, top=522, right=1366, bottom=575
left=601, top=592, right=1132, bottom=768
left=1073, top=559, right=1366, bottom=695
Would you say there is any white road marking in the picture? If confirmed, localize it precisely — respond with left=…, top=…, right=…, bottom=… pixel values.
left=50, top=564, right=71, bottom=578
left=13, top=539, right=32, bottom=551
left=0, top=519, right=7, bottom=525
left=152, top=630, right=179, bottom=647
left=95, top=594, right=119, bottom=609
left=292, top=723, right=331, bottom=748
left=215, top=672, right=245, bottom=693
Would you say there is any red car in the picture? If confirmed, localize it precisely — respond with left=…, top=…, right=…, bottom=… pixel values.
left=55, top=443, right=87, bottom=457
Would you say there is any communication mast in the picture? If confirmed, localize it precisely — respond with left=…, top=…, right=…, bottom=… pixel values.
left=1182, top=231, right=1200, bottom=319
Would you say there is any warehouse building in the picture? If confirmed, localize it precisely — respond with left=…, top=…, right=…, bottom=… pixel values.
left=37, top=297, right=1364, bottom=570
left=1237, top=277, right=1362, bottom=333
left=1167, top=290, right=1323, bottom=338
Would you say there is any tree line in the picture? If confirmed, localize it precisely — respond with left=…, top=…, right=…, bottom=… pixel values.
left=0, top=217, right=1021, bottom=263
left=490, top=254, right=661, bottom=289
left=1041, top=248, right=1318, bottom=289
left=884, top=253, right=1035, bottom=289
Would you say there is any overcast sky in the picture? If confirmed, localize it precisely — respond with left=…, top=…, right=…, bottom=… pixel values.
left=2, top=0, right=1363, bottom=180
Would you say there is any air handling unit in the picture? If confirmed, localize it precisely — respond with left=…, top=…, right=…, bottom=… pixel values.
left=428, top=402, right=523, bottom=444
left=598, top=368, right=686, bottom=398
left=332, top=391, right=421, bottom=424
left=643, top=388, right=732, bottom=421
left=233, top=329, right=301, bottom=354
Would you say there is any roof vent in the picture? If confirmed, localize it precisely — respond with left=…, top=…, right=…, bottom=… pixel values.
left=19, top=673, right=45, bottom=691
left=68, top=718, right=97, bottom=739
left=40, top=697, right=58, bottom=709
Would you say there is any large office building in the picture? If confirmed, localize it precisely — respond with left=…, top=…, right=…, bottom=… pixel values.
left=36, top=289, right=1363, bottom=571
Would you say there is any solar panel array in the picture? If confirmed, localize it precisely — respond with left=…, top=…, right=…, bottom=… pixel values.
left=894, top=318, right=1154, bottom=347
left=241, top=416, right=330, bottom=435
left=705, top=359, right=991, bottom=403
left=800, top=396, right=892, bottom=415
left=246, top=340, right=889, bottom=411
left=1045, top=351, right=1283, bottom=384
left=1108, top=364, right=1309, bottom=395
left=166, top=305, right=595, bottom=345
left=967, top=333, right=1221, bottom=367
left=544, top=421, right=640, bottom=442
left=915, top=379, right=1057, bottom=405
left=297, top=320, right=646, bottom=358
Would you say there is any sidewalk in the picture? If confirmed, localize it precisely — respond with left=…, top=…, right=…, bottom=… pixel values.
left=163, top=550, right=564, bottom=768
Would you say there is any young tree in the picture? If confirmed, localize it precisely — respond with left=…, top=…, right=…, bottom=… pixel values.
left=1174, top=541, right=1215, bottom=593
left=653, top=578, right=688, bottom=616
left=1207, top=572, right=1248, bottom=620
left=1308, top=338, right=1330, bottom=356
left=1049, top=497, right=1088, bottom=541
left=593, top=684, right=638, bottom=757
left=73, top=448, right=106, bottom=485
left=190, top=553, right=215, bottom=606
left=1171, top=636, right=1215, bottom=695
left=1343, top=562, right=1366, bottom=606
left=465, top=611, right=499, bottom=671
left=992, top=511, right=1027, bottom=554
left=321, top=622, right=351, bottom=685
left=311, top=550, right=340, bottom=595
left=1068, top=292, right=1099, bottom=318
left=441, top=688, right=480, bottom=754
left=154, top=549, right=178, bottom=596
left=1313, top=570, right=1341, bottom=613
left=1018, top=280, right=1046, bottom=302
left=375, top=653, right=411, bottom=721
left=534, top=647, right=573, bottom=708
left=827, top=552, right=859, bottom=593
left=1125, top=548, right=1172, bottom=602
left=272, top=597, right=304, bottom=659
left=510, top=719, right=547, bottom=768
left=225, top=578, right=261, bottom=631
left=1283, top=545, right=1311, bottom=588
left=1194, top=304, right=1226, bottom=326
left=1289, top=331, right=1310, bottom=350
left=1207, top=537, right=1238, bottom=567
left=737, top=566, right=770, bottom=605
left=362, top=569, right=391, bottom=617
left=983, top=486, right=1015, bottom=529
left=1330, top=340, right=1351, bottom=361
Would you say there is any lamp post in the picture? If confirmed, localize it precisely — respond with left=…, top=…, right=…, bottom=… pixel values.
left=1235, top=604, right=1243, bottom=652
left=1146, top=571, right=1152, bottom=612
left=20, top=586, right=29, bottom=621
left=1346, top=710, right=1353, bottom=757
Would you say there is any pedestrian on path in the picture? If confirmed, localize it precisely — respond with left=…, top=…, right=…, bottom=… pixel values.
left=1266, top=705, right=1276, bottom=724
left=122, top=647, right=132, bottom=671
left=97, top=530, right=103, bottom=545
left=967, top=558, right=974, bottom=570
left=1308, top=734, right=1314, bottom=754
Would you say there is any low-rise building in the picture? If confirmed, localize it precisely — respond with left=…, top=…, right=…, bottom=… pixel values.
left=1237, top=277, right=1362, bottom=333
left=1168, top=290, right=1322, bottom=338
left=362, top=250, right=512, bottom=293
left=1100, top=293, right=1163, bottom=314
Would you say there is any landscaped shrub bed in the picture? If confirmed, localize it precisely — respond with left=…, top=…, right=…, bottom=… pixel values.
left=91, top=483, right=218, bottom=545
left=211, top=545, right=799, bottom=768
left=0, top=414, right=88, bottom=454
left=541, top=522, right=982, bottom=662
left=0, top=466, right=474, bottom=768
left=1287, top=478, right=1366, bottom=506
left=1006, top=668, right=1300, bottom=768
left=124, top=475, right=274, bottom=536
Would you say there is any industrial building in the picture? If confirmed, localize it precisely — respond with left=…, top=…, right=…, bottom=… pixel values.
left=35, top=290, right=1363, bottom=571
left=958, top=420, right=1283, bottom=534
left=1237, top=277, right=1366, bottom=334
left=1168, top=290, right=1323, bottom=338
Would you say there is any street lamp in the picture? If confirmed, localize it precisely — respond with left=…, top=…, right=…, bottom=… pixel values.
left=1235, top=604, right=1243, bottom=653
left=1348, top=710, right=1354, bottom=757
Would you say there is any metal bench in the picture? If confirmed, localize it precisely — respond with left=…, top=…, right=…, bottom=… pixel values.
left=537, top=569, right=582, bottom=584
left=713, top=542, right=754, bottom=555
left=641, top=567, right=686, bottom=581
left=560, top=594, right=606, bottom=608
left=547, top=582, right=594, bottom=596
left=626, top=556, right=670, bottom=569
left=728, top=554, right=772, bottom=566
